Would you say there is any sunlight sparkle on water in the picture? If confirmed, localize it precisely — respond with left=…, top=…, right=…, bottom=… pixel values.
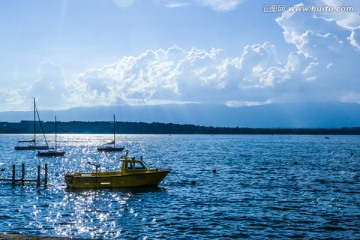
left=0, top=134, right=359, bottom=239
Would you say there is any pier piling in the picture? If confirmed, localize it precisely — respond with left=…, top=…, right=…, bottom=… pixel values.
left=21, top=163, right=25, bottom=186
left=0, top=163, right=48, bottom=187
left=12, top=165, right=15, bottom=187
left=37, top=165, right=40, bottom=187
left=44, top=164, right=48, bottom=186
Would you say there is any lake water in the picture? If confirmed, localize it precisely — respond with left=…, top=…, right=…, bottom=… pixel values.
left=0, top=134, right=359, bottom=239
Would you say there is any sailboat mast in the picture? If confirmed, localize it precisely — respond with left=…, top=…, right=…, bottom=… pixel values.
left=33, top=97, right=36, bottom=147
left=55, top=116, right=57, bottom=150
left=113, top=114, right=116, bottom=148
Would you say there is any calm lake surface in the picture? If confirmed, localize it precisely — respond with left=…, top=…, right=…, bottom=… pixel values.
left=0, top=134, right=359, bottom=239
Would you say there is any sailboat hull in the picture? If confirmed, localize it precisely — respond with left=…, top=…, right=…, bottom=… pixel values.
left=97, top=147, right=124, bottom=152
left=15, top=145, right=49, bottom=150
left=37, top=150, right=65, bottom=157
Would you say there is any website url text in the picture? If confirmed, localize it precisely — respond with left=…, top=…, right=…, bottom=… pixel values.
left=262, top=4, right=355, bottom=13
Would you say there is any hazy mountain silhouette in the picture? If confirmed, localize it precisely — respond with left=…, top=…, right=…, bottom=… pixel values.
left=0, top=102, right=359, bottom=128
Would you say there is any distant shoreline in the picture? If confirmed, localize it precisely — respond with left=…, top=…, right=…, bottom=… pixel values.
left=0, top=120, right=360, bottom=135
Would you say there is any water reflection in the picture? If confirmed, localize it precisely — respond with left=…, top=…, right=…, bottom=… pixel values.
left=64, top=185, right=165, bottom=194
left=54, top=186, right=168, bottom=238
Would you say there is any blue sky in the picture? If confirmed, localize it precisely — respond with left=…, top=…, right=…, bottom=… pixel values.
left=0, top=0, right=359, bottom=111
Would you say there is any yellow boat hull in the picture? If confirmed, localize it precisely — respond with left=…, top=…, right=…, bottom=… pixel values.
left=64, top=170, right=171, bottom=189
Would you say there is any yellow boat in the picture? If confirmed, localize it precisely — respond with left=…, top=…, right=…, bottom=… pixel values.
left=64, top=152, right=171, bottom=189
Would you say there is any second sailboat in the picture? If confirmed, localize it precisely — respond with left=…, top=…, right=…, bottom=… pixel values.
left=97, top=115, right=125, bottom=152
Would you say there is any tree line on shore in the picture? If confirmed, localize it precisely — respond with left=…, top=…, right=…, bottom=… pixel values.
left=0, top=120, right=360, bottom=135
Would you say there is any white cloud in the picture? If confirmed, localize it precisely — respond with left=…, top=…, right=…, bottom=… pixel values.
left=348, top=27, right=360, bottom=49
left=0, top=59, right=71, bottom=111
left=274, top=3, right=360, bottom=102
left=276, top=4, right=347, bottom=56
left=112, top=0, right=134, bottom=8
left=67, top=43, right=302, bottom=107
left=64, top=14, right=360, bottom=107
left=113, top=0, right=244, bottom=12
left=0, top=88, right=27, bottom=111
left=196, top=0, right=242, bottom=12
left=340, top=91, right=360, bottom=103
left=225, top=99, right=272, bottom=107
left=5, top=1, right=360, bottom=110
left=320, top=0, right=360, bottom=29
left=29, top=59, right=69, bottom=110
left=165, top=2, right=189, bottom=9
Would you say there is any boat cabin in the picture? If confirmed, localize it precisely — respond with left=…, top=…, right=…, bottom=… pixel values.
left=121, top=157, right=148, bottom=173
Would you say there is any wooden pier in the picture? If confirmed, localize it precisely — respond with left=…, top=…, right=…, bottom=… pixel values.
left=0, top=163, right=48, bottom=187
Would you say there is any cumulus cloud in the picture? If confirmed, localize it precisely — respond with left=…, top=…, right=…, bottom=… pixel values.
left=65, top=43, right=304, bottom=107
left=0, top=88, right=27, bottom=111
left=196, top=0, right=243, bottom=12
left=65, top=14, right=360, bottom=107
left=68, top=47, right=232, bottom=106
left=274, top=2, right=360, bottom=102
left=320, top=0, right=360, bottom=29
left=276, top=4, right=348, bottom=56
left=8, top=1, right=360, bottom=110
left=348, top=27, right=360, bottom=49
left=319, top=1, right=360, bottom=50
left=0, top=61, right=69, bottom=111
left=28, top=60, right=68, bottom=109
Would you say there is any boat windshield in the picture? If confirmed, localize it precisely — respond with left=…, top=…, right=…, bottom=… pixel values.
left=125, top=161, right=146, bottom=170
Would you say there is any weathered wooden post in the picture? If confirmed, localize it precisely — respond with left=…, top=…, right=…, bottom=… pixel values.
left=44, top=164, right=48, bottom=187
left=12, top=165, right=15, bottom=187
left=21, top=163, right=25, bottom=186
left=37, top=165, right=40, bottom=187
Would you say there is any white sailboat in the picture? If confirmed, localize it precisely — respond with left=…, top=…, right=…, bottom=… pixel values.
left=37, top=116, right=65, bottom=157
left=15, top=98, right=49, bottom=151
left=97, top=115, right=125, bottom=152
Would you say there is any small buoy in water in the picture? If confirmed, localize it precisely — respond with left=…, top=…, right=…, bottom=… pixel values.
left=0, top=168, right=4, bottom=171
left=191, top=180, right=196, bottom=185
left=294, top=162, right=298, bottom=165
left=212, top=169, right=217, bottom=173
left=351, top=153, right=354, bottom=156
